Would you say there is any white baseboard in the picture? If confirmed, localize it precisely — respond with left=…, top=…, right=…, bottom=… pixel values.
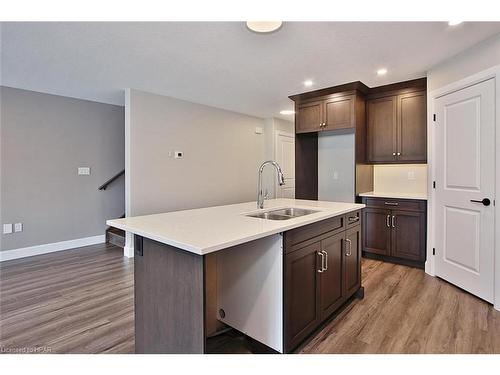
left=0, top=235, right=106, bottom=262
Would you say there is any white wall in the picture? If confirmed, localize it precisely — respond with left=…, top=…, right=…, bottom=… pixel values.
left=126, top=88, right=267, bottom=217
left=318, top=130, right=355, bottom=203
left=1, top=87, right=125, bottom=252
left=427, top=33, right=500, bottom=91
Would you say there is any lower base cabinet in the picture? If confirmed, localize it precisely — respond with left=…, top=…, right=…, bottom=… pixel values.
left=361, top=197, right=426, bottom=267
left=284, top=211, right=362, bottom=352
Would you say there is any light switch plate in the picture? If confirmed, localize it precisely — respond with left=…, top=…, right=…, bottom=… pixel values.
left=3, top=223, right=13, bottom=234
left=255, top=127, right=263, bottom=134
left=14, top=223, right=23, bottom=232
left=78, top=167, right=91, bottom=175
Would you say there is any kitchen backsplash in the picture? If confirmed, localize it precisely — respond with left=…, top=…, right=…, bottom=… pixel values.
left=373, top=164, right=427, bottom=195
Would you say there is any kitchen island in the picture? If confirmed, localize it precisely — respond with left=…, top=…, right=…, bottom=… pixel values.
left=107, top=198, right=365, bottom=354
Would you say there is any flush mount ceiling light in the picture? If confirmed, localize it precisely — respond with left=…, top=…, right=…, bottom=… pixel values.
left=448, top=21, right=463, bottom=26
left=246, top=21, right=283, bottom=34
left=280, top=110, right=295, bottom=115
left=303, top=80, right=313, bottom=87
left=377, top=68, right=388, bottom=76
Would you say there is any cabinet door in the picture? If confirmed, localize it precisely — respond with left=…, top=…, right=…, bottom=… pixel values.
left=367, top=96, right=397, bottom=162
left=324, top=95, right=355, bottom=131
left=391, top=210, right=426, bottom=261
left=285, top=242, right=321, bottom=351
left=344, top=226, right=361, bottom=297
left=296, top=101, right=323, bottom=133
left=397, top=91, right=427, bottom=162
left=319, top=232, right=344, bottom=320
left=363, top=207, right=391, bottom=256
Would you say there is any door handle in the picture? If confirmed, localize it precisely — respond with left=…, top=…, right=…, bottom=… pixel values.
left=322, top=250, right=328, bottom=271
left=392, top=215, right=396, bottom=228
left=317, top=251, right=324, bottom=273
left=345, top=238, right=352, bottom=257
left=470, top=198, right=491, bottom=206
left=386, top=215, right=391, bottom=228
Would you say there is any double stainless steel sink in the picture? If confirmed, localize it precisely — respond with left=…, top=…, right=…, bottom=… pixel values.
left=246, top=207, right=319, bottom=220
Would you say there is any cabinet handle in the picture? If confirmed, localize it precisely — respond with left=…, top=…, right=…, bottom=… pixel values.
left=348, top=216, right=359, bottom=223
left=392, top=152, right=396, bottom=156
left=384, top=201, right=399, bottom=206
left=345, top=239, right=352, bottom=257
left=392, top=215, right=396, bottom=228
left=386, top=215, right=391, bottom=228
left=397, top=152, right=401, bottom=156
left=317, top=251, right=324, bottom=273
left=322, top=250, right=328, bottom=271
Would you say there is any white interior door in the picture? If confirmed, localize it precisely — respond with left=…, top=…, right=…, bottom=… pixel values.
left=275, top=132, right=295, bottom=198
left=434, top=78, right=495, bottom=303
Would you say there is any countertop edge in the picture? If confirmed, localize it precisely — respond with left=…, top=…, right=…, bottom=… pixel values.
left=107, top=204, right=365, bottom=255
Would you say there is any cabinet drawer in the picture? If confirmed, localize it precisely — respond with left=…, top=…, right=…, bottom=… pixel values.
left=345, top=210, right=361, bottom=227
left=284, top=215, right=345, bottom=252
left=363, top=198, right=425, bottom=212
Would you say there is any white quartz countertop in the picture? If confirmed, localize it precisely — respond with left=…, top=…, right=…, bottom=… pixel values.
left=358, top=191, right=427, bottom=200
left=107, top=199, right=365, bottom=255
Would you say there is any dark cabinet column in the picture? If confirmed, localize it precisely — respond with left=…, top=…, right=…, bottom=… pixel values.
left=284, top=242, right=321, bottom=352
left=344, top=226, right=361, bottom=297
left=319, top=232, right=344, bottom=320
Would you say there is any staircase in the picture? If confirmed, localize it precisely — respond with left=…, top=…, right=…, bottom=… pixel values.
left=99, top=169, right=126, bottom=249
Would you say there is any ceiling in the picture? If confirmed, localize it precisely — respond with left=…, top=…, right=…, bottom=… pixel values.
left=2, top=22, right=500, bottom=120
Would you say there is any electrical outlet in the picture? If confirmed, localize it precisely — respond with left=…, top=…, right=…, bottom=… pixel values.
left=333, top=171, right=339, bottom=180
left=407, top=171, right=416, bottom=180
left=78, top=167, right=91, bottom=175
left=3, top=223, right=12, bottom=234
left=14, top=223, right=23, bottom=232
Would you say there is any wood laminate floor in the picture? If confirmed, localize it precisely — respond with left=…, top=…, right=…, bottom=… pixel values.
left=1, top=243, right=499, bottom=354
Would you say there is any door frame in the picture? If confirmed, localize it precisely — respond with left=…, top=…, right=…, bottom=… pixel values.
left=426, top=64, right=500, bottom=310
left=274, top=130, right=295, bottom=198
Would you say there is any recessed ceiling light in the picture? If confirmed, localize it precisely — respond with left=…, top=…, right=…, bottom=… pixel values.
left=246, top=21, right=283, bottom=34
left=448, top=21, right=463, bottom=26
left=280, top=110, right=295, bottom=115
left=377, top=68, right=388, bottom=76
left=303, top=80, right=313, bottom=87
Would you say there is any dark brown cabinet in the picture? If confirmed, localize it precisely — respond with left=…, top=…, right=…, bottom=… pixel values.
left=367, top=96, right=397, bottom=162
left=367, top=89, right=427, bottom=163
left=285, top=242, right=321, bottom=349
left=319, top=232, right=344, bottom=321
left=295, top=94, right=356, bottom=134
left=296, top=101, right=323, bottom=133
left=361, top=197, right=426, bottom=267
left=284, top=212, right=362, bottom=352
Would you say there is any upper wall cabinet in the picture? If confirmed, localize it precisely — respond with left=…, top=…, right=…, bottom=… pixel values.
left=295, top=93, right=357, bottom=134
left=367, top=87, right=427, bottom=163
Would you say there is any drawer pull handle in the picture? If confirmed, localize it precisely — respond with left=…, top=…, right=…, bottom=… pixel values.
left=322, top=250, right=328, bottom=271
left=384, top=202, right=399, bottom=206
left=345, top=239, right=352, bottom=257
left=386, top=215, right=391, bottom=228
left=392, top=215, right=396, bottom=228
left=348, top=216, right=359, bottom=222
left=317, top=251, right=325, bottom=273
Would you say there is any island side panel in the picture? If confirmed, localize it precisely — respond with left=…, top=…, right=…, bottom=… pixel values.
left=134, top=236, right=205, bottom=353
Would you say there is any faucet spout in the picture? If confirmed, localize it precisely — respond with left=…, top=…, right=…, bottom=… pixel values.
left=257, top=160, right=285, bottom=209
